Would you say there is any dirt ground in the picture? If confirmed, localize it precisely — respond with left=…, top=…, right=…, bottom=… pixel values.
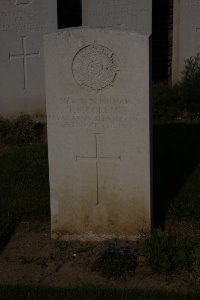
left=0, top=220, right=199, bottom=293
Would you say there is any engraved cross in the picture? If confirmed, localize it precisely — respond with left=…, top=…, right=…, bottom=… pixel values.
left=9, top=36, right=40, bottom=89
left=76, top=133, right=121, bottom=205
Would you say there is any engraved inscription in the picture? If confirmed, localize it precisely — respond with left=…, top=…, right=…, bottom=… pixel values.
left=72, top=43, right=119, bottom=91
left=76, top=133, right=121, bottom=205
left=9, top=0, right=34, bottom=6
left=9, top=36, right=40, bottom=89
left=48, top=96, right=141, bottom=129
left=88, top=0, right=149, bottom=23
left=0, top=10, right=45, bottom=33
left=0, top=13, right=43, bottom=33
left=183, top=0, right=200, bottom=6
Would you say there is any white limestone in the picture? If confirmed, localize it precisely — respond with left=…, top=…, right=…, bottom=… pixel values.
left=45, top=27, right=151, bottom=241
left=172, top=0, right=200, bottom=83
left=82, top=0, right=152, bottom=33
left=0, top=0, right=57, bottom=118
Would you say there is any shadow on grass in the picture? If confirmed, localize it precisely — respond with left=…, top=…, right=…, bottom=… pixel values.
left=0, top=214, right=18, bottom=253
left=1, top=124, right=200, bottom=242
left=0, top=285, right=199, bottom=300
left=0, top=144, right=50, bottom=249
left=153, top=122, right=200, bottom=228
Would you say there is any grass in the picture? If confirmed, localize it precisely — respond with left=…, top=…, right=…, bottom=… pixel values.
left=0, top=122, right=200, bottom=236
left=0, top=124, right=200, bottom=298
left=0, top=144, right=50, bottom=245
left=0, top=286, right=199, bottom=300
left=153, top=122, right=200, bottom=226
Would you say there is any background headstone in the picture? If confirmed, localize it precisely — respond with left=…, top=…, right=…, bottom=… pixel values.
left=82, top=0, right=152, bottom=33
left=0, top=0, right=57, bottom=118
left=172, top=0, right=200, bottom=83
left=45, top=27, right=151, bottom=241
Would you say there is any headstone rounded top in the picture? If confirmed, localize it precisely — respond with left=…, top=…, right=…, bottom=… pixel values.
left=9, top=0, right=34, bottom=6
left=72, top=43, right=119, bottom=92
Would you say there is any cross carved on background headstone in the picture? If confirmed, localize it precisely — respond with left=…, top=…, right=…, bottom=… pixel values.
left=9, top=36, right=40, bottom=90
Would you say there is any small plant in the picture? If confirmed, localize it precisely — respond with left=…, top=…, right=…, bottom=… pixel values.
left=190, top=247, right=200, bottom=282
left=0, top=116, right=11, bottom=144
left=141, top=228, right=173, bottom=272
left=140, top=228, right=196, bottom=273
left=152, top=82, right=182, bottom=121
left=10, top=114, right=37, bottom=145
left=180, top=53, right=200, bottom=113
left=173, top=236, right=194, bottom=269
left=181, top=53, right=200, bottom=83
left=94, top=240, right=138, bottom=279
left=0, top=113, right=46, bottom=145
left=153, top=53, right=200, bottom=121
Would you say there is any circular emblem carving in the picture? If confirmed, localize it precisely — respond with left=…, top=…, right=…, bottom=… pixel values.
left=72, top=43, right=119, bottom=91
left=9, top=0, right=34, bottom=6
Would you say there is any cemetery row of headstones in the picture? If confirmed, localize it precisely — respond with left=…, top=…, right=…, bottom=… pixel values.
left=0, top=0, right=199, bottom=240
left=0, top=0, right=199, bottom=117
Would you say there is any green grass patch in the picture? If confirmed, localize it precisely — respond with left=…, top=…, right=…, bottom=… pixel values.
left=0, top=286, right=199, bottom=300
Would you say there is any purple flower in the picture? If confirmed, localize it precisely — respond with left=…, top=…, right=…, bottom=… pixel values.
left=111, top=239, right=118, bottom=248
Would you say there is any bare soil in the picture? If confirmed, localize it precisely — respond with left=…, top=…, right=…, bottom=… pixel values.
left=0, top=220, right=199, bottom=293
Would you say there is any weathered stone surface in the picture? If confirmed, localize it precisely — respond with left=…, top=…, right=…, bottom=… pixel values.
left=45, top=27, right=151, bottom=241
left=172, top=0, right=200, bottom=82
left=0, top=0, right=57, bottom=117
left=82, top=0, right=152, bottom=33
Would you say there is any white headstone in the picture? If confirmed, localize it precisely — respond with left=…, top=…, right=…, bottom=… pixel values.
left=172, top=0, right=200, bottom=83
left=0, top=0, right=57, bottom=118
left=45, top=27, right=151, bottom=241
left=82, top=0, right=152, bottom=33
